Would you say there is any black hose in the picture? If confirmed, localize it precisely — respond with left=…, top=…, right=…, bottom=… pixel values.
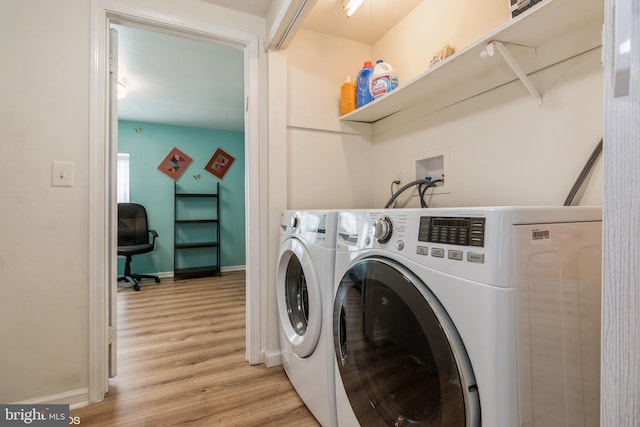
left=563, top=138, right=603, bottom=206
left=419, top=179, right=443, bottom=208
left=384, top=179, right=443, bottom=208
left=390, top=180, right=400, bottom=199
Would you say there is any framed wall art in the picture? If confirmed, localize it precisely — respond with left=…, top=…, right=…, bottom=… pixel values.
left=157, top=147, right=192, bottom=181
left=205, top=148, right=235, bottom=179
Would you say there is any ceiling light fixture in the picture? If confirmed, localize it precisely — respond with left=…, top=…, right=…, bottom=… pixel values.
left=342, top=0, right=364, bottom=17
left=117, top=82, right=127, bottom=100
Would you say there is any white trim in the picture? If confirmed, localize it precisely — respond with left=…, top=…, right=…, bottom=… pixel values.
left=14, top=388, right=88, bottom=407
left=264, top=0, right=316, bottom=51
left=221, top=265, right=246, bottom=272
left=245, top=32, right=263, bottom=365
left=288, top=113, right=372, bottom=135
left=89, top=0, right=110, bottom=402
left=263, top=350, right=282, bottom=368
left=90, top=0, right=264, bottom=402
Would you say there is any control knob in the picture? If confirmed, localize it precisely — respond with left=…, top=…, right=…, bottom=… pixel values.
left=373, top=216, right=393, bottom=243
left=290, top=215, right=299, bottom=230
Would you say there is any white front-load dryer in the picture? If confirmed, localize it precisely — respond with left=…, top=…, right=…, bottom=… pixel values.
left=332, top=207, right=601, bottom=427
left=277, top=210, right=338, bottom=427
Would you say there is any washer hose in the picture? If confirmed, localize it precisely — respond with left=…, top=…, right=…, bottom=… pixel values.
left=384, top=179, right=443, bottom=208
left=563, top=138, right=603, bottom=206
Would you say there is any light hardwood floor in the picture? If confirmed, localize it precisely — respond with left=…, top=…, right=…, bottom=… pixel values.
left=71, top=271, right=320, bottom=426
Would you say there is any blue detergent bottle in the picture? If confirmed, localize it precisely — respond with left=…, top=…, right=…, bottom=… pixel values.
left=356, top=61, right=374, bottom=108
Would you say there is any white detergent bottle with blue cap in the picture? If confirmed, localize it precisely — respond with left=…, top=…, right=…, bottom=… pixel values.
left=370, top=59, right=398, bottom=99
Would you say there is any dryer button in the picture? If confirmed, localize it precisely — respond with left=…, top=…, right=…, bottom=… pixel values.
left=467, top=252, right=485, bottom=264
left=396, top=240, right=404, bottom=251
left=416, top=245, right=429, bottom=256
left=431, top=248, right=445, bottom=258
left=448, top=250, right=463, bottom=261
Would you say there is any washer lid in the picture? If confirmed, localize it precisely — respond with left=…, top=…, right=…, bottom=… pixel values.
left=277, top=238, right=322, bottom=358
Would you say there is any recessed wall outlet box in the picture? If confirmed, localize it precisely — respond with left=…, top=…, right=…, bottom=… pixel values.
left=51, top=161, right=75, bottom=187
left=415, top=151, right=450, bottom=195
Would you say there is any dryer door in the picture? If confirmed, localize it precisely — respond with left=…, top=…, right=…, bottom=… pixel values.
left=334, top=257, right=480, bottom=427
left=277, top=238, right=322, bottom=358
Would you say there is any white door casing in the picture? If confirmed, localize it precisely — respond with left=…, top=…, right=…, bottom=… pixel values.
left=601, top=0, right=640, bottom=424
left=89, top=0, right=263, bottom=402
left=108, top=26, right=118, bottom=380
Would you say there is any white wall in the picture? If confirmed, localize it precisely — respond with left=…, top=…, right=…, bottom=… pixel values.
left=0, top=0, right=266, bottom=404
left=372, top=48, right=603, bottom=208
left=284, top=28, right=374, bottom=209
left=0, top=0, right=91, bottom=404
left=372, top=0, right=509, bottom=83
left=366, top=0, right=601, bottom=210
left=283, top=6, right=603, bottom=212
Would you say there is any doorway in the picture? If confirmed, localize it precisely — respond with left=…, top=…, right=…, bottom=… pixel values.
left=111, top=17, right=247, bottom=369
left=112, top=21, right=246, bottom=281
left=89, top=1, right=263, bottom=402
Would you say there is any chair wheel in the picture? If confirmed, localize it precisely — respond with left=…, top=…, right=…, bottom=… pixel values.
left=134, top=284, right=140, bottom=291
left=155, top=278, right=161, bottom=283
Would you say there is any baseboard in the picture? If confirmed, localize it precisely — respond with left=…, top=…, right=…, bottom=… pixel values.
left=14, top=388, right=88, bottom=407
left=221, top=265, right=246, bottom=272
left=140, top=267, right=245, bottom=279
left=263, top=350, right=282, bottom=368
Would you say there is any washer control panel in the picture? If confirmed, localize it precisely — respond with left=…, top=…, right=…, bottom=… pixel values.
left=418, top=216, right=486, bottom=247
left=362, top=208, right=512, bottom=287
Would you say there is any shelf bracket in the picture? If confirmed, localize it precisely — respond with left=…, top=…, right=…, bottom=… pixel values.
left=481, top=41, right=542, bottom=108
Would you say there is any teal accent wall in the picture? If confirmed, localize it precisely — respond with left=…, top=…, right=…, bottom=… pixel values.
left=118, top=120, right=246, bottom=277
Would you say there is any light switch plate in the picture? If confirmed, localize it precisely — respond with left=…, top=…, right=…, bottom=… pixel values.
left=51, top=161, right=74, bottom=187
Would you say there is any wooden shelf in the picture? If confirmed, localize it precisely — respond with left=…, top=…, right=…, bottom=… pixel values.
left=339, top=0, right=603, bottom=124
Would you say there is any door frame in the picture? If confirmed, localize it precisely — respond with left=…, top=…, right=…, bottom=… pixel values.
left=89, top=0, right=263, bottom=402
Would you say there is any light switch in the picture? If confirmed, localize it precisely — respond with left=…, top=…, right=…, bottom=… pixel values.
left=51, top=161, right=74, bottom=187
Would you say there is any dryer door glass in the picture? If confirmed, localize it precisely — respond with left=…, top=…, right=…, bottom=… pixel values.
left=334, top=258, right=479, bottom=426
left=277, top=238, right=322, bottom=358
left=284, top=255, right=309, bottom=336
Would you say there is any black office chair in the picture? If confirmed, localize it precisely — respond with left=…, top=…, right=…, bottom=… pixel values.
left=117, top=203, right=161, bottom=291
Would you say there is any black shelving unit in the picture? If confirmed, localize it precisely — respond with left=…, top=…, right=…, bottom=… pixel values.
left=174, top=182, right=221, bottom=280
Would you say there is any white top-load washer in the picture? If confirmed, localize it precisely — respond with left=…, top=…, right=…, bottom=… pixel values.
left=277, top=210, right=338, bottom=427
left=332, top=207, right=601, bottom=427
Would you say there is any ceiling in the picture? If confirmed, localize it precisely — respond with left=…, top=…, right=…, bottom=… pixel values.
left=115, top=24, right=245, bottom=131
left=197, top=0, right=423, bottom=44
left=117, top=0, right=422, bottom=131
left=303, top=0, right=422, bottom=45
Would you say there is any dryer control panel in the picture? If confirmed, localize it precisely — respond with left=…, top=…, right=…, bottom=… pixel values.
left=418, top=216, right=486, bottom=247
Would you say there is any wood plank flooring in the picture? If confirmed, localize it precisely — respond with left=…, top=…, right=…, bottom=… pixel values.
left=71, top=271, right=320, bottom=426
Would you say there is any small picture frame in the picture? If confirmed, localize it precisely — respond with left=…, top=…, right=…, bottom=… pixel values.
left=205, top=148, right=235, bottom=179
left=157, top=147, right=193, bottom=181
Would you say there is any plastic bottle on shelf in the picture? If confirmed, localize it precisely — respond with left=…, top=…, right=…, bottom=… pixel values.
left=356, top=61, right=374, bottom=108
left=370, top=59, right=398, bottom=99
left=340, top=76, right=356, bottom=115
